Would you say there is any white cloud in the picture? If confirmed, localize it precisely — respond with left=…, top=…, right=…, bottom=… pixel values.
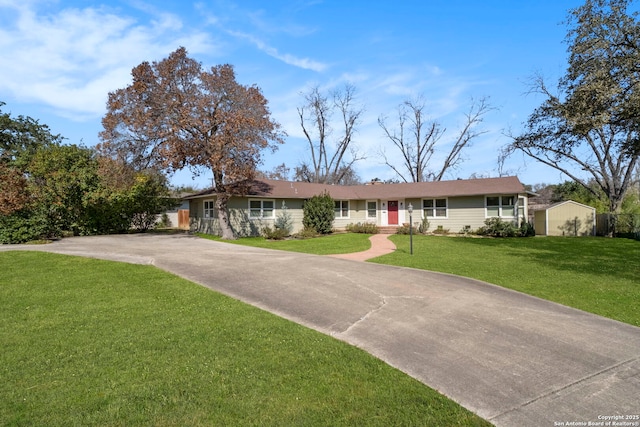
left=227, top=30, right=327, bottom=72
left=0, top=1, right=214, bottom=120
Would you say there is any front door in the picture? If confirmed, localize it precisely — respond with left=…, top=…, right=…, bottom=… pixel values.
left=388, top=201, right=399, bottom=225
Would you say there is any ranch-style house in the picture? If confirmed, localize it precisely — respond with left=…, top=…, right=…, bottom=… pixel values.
left=185, top=176, right=531, bottom=236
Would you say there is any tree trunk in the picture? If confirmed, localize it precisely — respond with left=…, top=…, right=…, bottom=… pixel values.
left=215, top=194, right=236, bottom=240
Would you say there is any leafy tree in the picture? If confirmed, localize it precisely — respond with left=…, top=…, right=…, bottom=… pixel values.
left=28, top=144, right=100, bottom=236
left=1, top=102, right=63, bottom=169
left=378, top=96, right=493, bottom=182
left=100, top=47, right=285, bottom=239
left=551, top=180, right=608, bottom=212
left=0, top=103, right=65, bottom=242
left=0, top=102, right=176, bottom=242
left=565, top=0, right=640, bottom=156
left=297, top=84, right=365, bottom=184
left=503, top=0, right=640, bottom=218
left=302, top=192, right=335, bottom=234
left=84, top=158, right=176, bottom=234
left=0, top=162, right=29, bottom=215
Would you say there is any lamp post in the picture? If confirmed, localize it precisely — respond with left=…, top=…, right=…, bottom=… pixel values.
left=407, top=203, right=413, bottom=255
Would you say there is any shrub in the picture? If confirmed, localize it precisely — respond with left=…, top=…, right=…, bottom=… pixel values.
left=418, top=218, right=430, bottom=234
left=346, top=222, right=379, bottom=234
left=459, top=225, right=472, bottom=235
left=293, top=228, right=320, bottom=239
left=262, top=225, right=289, bottom=240
left=302, top=191, right=334, bottom=234
left=0, top=209, right=51, bottom=244
left=274, top=201, right=293, bottom=235
left=519, top=221, right=536, bottom=237
left=432, top=225, right=450, bottom=235
left=395, top=224, right=416, bottom=235
left=476, top=218, right=517, bottom=237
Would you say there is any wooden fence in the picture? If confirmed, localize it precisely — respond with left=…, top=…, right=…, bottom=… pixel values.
left=596, top=213, right=640, bottom=239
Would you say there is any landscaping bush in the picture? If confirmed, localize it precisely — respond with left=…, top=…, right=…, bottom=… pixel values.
left=432, top=225, right=450, bottom=235
left=519, top=221, right=536, bottom=237
left=0, top=209, right=51, bottom=244
left=346, top=222, right=379, bottom=234
left=302, top=191, right=334, bottom=234
left=476, top=218, right=518, bottom=237
left=395, top=224, right=416, bottom=235
left=261, top=225, right=289, bottom=240
left=293, top=228, right=320, bottom=239
left=418, top=218, right=430, bottom=234
left=274, top=201, right=293, bottom=235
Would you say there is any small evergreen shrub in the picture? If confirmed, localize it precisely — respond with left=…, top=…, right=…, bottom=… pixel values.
left=519, top=221, right=536, bottom=237
left=302, top=191, right=335, bottom=234
left=346, top=222, right=379, bottom=234
left=274, top=201, right=293, bottom=235
left=418, top=218, right=430, bottom=234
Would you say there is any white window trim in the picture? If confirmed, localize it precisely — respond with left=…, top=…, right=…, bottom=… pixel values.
left=334, top=200, right=350, bottom=219
left=366, top=200, right=378, bottom=222
left=203, top=199, right=216, bottom=219
left=249, top=198, right=275, bottom=219
left=485, top=195, right=516, bottom=218
left=422, top=197, right=448, bottom=219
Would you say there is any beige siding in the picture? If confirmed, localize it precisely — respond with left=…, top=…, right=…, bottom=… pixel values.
left=191, top=197, right=307, bottom=236
left=534, top=210, right=547, bottom=235
left=409, top=196, right=488, bottom=233
left=334, top=200, right=369, bottom=229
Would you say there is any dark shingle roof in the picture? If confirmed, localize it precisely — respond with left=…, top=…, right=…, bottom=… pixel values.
left=185, top=176, right=526, bottom=200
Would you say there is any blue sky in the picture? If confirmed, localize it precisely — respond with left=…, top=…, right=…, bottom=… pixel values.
left=0, top=0, right=586, bottom=188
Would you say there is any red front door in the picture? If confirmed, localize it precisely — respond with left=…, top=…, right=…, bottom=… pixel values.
left=388, top=201, right=399, bottom=225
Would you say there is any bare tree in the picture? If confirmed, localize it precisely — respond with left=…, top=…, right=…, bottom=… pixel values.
left=378, top=97, right=493, bottom=182
left=258, top=162, right=291, bottom=181
left=297, top=84, right=365, bottom=184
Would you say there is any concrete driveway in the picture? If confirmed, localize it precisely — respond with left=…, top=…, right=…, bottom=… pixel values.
left=2, top=233, right=639, bottom=426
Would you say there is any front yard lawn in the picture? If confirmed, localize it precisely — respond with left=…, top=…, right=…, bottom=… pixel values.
left=0, top=251, right=488, bottom=427
left=196, top=232, right=372, bottom=255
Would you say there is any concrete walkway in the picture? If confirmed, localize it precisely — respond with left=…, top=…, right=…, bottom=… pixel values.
left=329, top=233, right=396, bottom=261
left=2, top=234, right=639, bottom=427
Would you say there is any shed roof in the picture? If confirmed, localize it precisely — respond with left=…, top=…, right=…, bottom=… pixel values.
left=185, top=176, right=527, bottom=200
left=534, top=200, right=596, bottom=212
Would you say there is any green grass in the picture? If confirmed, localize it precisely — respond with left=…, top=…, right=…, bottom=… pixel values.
left=0, top=251, right=488, bottom=427
left=371, top=235, right=640, bottom=327
left=196, top=232, right=372, bottom=255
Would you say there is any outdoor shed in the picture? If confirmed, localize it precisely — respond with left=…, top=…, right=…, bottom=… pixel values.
left=534, top=200, right=596, bottom=236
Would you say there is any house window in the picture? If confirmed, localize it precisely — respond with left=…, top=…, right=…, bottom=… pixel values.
left=334, top=200, right=349, bottom=218
left=367, top=201, right=377, bottom=220
left=204, top=200, right=216, bottom=219
left=422, top=198, right=447, bottom=218
left=249, top=199, right=275, bottom=218
left=486, top=196, right=516, bottom=218
left=518, top=196, right=526, bottom=220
